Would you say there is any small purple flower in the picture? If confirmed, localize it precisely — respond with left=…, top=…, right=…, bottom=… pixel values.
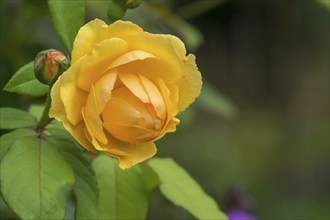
left=226, top=208, right=257, bottom=220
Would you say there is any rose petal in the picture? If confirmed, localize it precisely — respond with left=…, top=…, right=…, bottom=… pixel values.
left=72, top=19, right=143, bottom=64
left=102, top=97, right=145, bottom=133
left=68, top=121, right=97, bottom=152
left=176, top=54, right=202, bottom=111
left=99, top=134, right=157, bottom=169
left=116, top=141, right=157, bottom=169
left=50, top=77, right=95, bottom=152
left=103, top=122, right=158, bottom=143
left=76, top=37, right=128, bottom=91
left=94, top=69, right=117, bottom=114
left=49, top=77, right=66, bottom=120
left=108, top=50, right=157, bottom=70
left=154, top=78, right=180, bottom=138
left=119, top=33, right=187, bottom=84
left=139, top=74, right=166, bottom=119
left=83, top=85, right=108, bottom=144
left=118, top=72, right=149, bottom=102
left=58, top=67, right=88, bottom=125
left=166, top=83, right=179, bottom=114
left=108, top=86, right=157, bottom=130
left=71, top=19, right=108, bottom=64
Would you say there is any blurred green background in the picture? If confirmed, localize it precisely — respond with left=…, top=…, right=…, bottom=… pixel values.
left=1, top=0, right=329, bottom=219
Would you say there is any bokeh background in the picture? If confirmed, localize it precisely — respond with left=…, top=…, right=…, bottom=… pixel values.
left=1, top=0, right=329, bottom=219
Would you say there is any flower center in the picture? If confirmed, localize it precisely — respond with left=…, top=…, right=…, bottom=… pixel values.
left=102, top=73, right=166, bottom=143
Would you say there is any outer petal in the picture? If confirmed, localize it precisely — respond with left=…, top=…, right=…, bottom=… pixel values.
left=76, top=37, right=128, bottom=91
left=50, top=73, right=89, bottom=135
left=116, top=141, right=157, bottom=169
left=176, top=54, right=202, bottom=111
left=71, top=19, right=108, bottom=64
left=94, top=69, right=117, bottom=114
left=49, top=77, right=66, bottom=121
left=83, top=85, right=108, bottom=144
left=72, top=19, right=142, bottom=64
left=118, top=33, right=187, bottom=84
left=87, top=129, right=157, bottom=169
left=166, top=83, right=179, bottom=114
left=99, top=134, right=157, bottom=169
left=60, top=70, right=88, bottom=125
left=49, top=82, right=95, bottom=152
left=68, top=121, right=97, bottom=152
left=153, top=78, right=180, bottom=140
left=108, top=50, right=157, bottom=70
left=74, top=19, right=188, bottom=84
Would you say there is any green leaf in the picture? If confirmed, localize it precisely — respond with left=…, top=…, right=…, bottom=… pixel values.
left=46, top=123, right=98, bottom=219
left=147, top=4, right=203, bottom=50
left=0, top=134, right=75, bottom=219
left=0, top=128, right=36, bottom=160
left=148, top=158, right=228, bottom=220
left=28, top=104, right=45, bottom=120
left=0, top=107, right=37, bottom=130
left=92, top=155, right=149, bottom=219
left=3, top=62, right=48, bottom=97
left=196, top=80, right=237, bottom=119
left=48, top=0, right=85, bottom=51
left=139, top=164, right=160, bottom=193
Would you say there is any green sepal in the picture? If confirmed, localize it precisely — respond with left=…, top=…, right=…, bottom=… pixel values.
left=148, top=158, right=228, bottom=220
left=3, top=62, right=48, bottom=97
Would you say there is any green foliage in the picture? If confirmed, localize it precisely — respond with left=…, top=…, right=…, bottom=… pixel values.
left=146, top=4, right=203, bottom=51
left=0, top=107, right=37, bottom=129
left=316, top=0, right=330, bottom=10
left=0, top=131, right=75, bottom=219
left=92, top=155, right=150, bottom=219
left=46, top=122, right=99, bottom=219
left=3, top=62, right=48, bottom=97
left=1, top=1, right=231, bottom=219
left=148, top=158, right=228, bottom=220
left=28, top=104, right=45, bottom=120
left=196, top=80, right=237, bottom=119
left=0, top=128, right=36, bottom=160
left=0, top=120, right=100, bottom=220
left=48, top=0, right=85, bottom=52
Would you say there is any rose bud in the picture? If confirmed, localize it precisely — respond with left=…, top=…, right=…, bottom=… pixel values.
left=34, top=49, right=70, bottom=85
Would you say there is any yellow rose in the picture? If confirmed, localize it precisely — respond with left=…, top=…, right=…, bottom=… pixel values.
left=49, top=19, right=202, bottom=169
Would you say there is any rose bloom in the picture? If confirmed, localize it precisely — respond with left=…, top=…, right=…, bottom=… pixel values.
left=50, top=19, right=202, bottom=169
